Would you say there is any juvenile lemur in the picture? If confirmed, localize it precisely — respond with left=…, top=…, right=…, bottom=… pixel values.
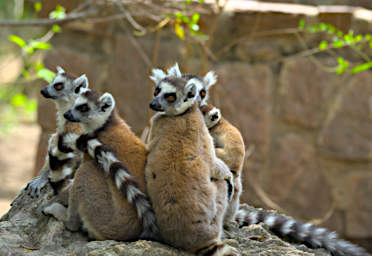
left=167, top=63, right=246, bottom=227
left=43, top=89, right=158, bottom=241
left=145, top=70, right=237, bottom=255
left=25, top=66, right=86, bottom=198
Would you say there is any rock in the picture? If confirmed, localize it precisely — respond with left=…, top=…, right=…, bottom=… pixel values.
left=0, top=185, right=333, bottom=255
left=279, top=57, right=341, bottom=129
left=318, top=71, right=372, bottom=161
left=345, top=173, right=372, bottom=238
left=263, top=134, right=332, bottom=220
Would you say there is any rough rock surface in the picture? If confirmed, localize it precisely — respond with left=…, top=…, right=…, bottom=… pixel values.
left=0, top=185, right=332, bottom=256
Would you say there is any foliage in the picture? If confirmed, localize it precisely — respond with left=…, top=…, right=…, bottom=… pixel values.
left=299, top=19, right=372, bottom=74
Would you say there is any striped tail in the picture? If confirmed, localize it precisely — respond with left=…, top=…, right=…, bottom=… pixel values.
left=56, top=133, right=159, bottom=240
left=235, top=207, right=371, bottom=256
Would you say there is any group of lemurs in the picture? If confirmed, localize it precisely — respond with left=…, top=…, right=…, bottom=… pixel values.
left=24, top=64, right=370, bottom=256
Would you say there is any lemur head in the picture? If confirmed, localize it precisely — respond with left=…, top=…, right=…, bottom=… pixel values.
left=40, top=66, right=88, bottom=106
left=149, top=68, right=197, bottom=116
left=64, top=89, right=115, bottom=132
left=200, top=105, right=221, bottom=129
left=167, top=63, right=217, bottom=106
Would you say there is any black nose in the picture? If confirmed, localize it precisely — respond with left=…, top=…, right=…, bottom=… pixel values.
left=64, top=110, right=79, bottom=122
left=149, top=101, right=162, bottom=111
left=40, top=88, right=50, bottom=98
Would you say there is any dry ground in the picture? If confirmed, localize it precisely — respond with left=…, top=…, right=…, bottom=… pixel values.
left=0, top=123, right=40, bottom=217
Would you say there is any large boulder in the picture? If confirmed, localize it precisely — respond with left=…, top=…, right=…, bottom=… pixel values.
left=0, top=185, right=333, bottom=255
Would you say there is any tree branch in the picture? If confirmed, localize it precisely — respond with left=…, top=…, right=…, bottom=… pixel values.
left=0, top=10, right=97, bottom=27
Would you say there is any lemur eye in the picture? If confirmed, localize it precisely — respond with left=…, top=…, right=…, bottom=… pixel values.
left=77, top=104, right=89, bottom=113
left=154, top=87, right=161, bottom=96
left=164, top=93, right=177, bottom=102
left=200, top=89, right=206, bottom=98
left=54, top=83, right=64, bottom=91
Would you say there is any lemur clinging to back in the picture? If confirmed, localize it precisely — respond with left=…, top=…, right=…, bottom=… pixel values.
left=145, top=70, right=237, bottom=255
left=25, top=66, right=86, bottom=198
left=167, top=64, right=371, bottom=256
left=167, top=63, right=246, bottom=227
left=44, top=89, right=159, bottom=241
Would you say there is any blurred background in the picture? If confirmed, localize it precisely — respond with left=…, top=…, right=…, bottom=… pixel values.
left=0, top=0, right=371, bottom=252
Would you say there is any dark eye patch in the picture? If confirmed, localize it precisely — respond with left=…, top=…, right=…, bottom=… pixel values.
left=54, top=82, right=64, bottom=91
left=154, top=87, right=161, bottom=96
left=164, top=93, right=177, bottom=102
left=75, top=84, right=83, bottom=94
left=76, top=103, right=89, bottom=113
left=200, top=89, right=206, bottom=98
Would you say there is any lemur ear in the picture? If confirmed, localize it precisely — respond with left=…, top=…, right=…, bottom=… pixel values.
left=72, top=74, right=89, bottom=94
left=98, top=93, right=115, bottom=112
left=203, top=71, right=217, bottom=90
left=185, top=81, right=197, bottom=99
left=56, top=66, right=65, bottom=74
left=167, top=63, right=182, bottom=77
left=149, top=68, right=166, bottom=84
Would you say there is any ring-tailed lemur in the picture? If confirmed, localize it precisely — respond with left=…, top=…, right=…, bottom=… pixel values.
left=167, top=64, right=371, bottom=256
left=43, top=89, right=159, bottom=241
left=145, top=70, right=238, bottom=256
left=235, top=205, right=371, bottom=256
left=167, top=63, right=246, bottom=227
left=25, top=66, right=86, bottom=198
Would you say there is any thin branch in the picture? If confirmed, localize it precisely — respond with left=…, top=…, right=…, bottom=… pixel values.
left=0, top=10, right=97, bottom=27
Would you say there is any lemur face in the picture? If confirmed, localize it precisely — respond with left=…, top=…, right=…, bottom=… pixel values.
left=166, top=63, right=217, bottom=107
left=200, top=105, right=221, bottom=128
left=64, top=90, right=115, bottom=129
left=149, top=77, right=197, bottom=116
left=40, top=66, right=88, bottom=103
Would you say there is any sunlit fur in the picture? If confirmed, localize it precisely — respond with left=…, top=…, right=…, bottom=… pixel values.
left=25, top=67, right=86, bottom=198
left=146, top=75, right=237, bottom=255
left=45, top=89, right=158, bottom=241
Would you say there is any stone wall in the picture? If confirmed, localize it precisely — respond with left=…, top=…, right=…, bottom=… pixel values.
left=35, top=1, right=372, bottom=251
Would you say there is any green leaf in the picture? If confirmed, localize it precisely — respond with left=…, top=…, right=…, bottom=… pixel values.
left=49, top=5, right=66, bottom=19
left=298, top=19, right=305, bottom=30
left=198, top=0, right=204, bottom=2
left=25, top=46, right=34, bottom=55
left=8, top=35, right=26, bottom=48
left=174, top=23, right=185, bottom=39
left=351, top=62, right=372, bottom=73
left=319, top=40, right=328, bottom=50
left=369, top=41, right=372, bottom=49
left=34, top=2, right=42, bottom=12
left=333, top=40, right=344, bottom=48
left=182, top=16, right=190, bottom=23
left=355, top=34, right=363, bottom=42
left=318, top=22, right=327, bottom=31
left=52, top=24, right=61, bottom=33
left=336, top=57, right=349, bottom=74
left=192, top=13, right=200, bottom=23
left=34, top=61, right=45, bottom=71
left=336, top=30, right=344, bottom=37
left=11, top=94, right=27, bottom=107
left=25, top=99, right=37, bottom=113
left=326, top=24, right=336, bottom=34
left=23, top=70, right=30, bottom=79
left=365, top=34, right=371, bottom=41
left=37, top=68, right=56, bottom=83
left=344, top=34, right=354, bottom=45
left=185, top=0, right=192, bottom=4
left=30, top=41, right=51, bottom=50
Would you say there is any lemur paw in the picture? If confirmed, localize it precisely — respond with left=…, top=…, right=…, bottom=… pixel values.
left=42, top=202, right=67, bottom=221
left=25, top=174, right=49, bottom=198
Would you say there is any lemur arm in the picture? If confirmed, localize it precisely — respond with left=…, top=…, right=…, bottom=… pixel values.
left=212, top=157, right=234, bottom=200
